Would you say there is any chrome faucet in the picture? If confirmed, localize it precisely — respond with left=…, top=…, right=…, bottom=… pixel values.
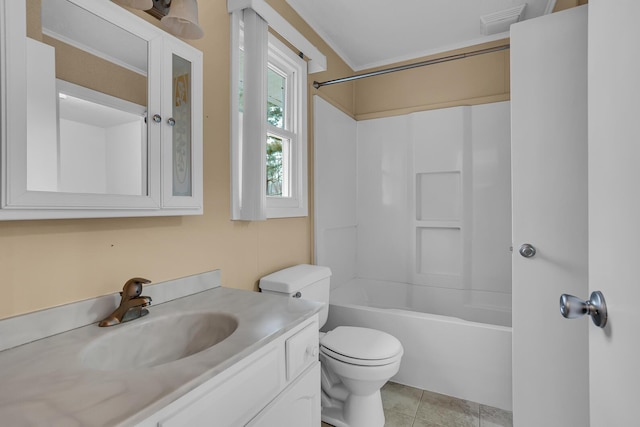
left=98, top=278, right=152, bottom=327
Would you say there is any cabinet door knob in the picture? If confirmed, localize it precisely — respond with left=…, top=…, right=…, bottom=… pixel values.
left=306, top=345, right=318, bottom=357
left=152, top=114, right=162, bottom=123
left=167, top=117, right=176, bottom=127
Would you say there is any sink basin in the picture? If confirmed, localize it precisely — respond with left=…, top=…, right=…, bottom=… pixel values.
left=82, top=312, right=238, bottom=370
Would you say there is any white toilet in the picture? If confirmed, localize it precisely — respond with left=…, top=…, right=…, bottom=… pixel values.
left=260, top=264, right=403, bottom=427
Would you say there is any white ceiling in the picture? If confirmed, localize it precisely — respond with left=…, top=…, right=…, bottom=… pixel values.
left=285, top=0, right=556, bottom=71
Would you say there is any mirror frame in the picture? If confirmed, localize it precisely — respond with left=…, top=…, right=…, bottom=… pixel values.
left=0, top=0, right=201, bottom=220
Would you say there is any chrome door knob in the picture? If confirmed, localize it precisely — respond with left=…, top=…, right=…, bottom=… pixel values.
left=519, top=243, right=536, bottom=258
left=559, top=291, right=607, bottom=328
left=152, top=114, right=162, bottom=123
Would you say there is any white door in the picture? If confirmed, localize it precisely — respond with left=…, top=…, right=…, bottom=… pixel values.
left=514, top=2, right=640, bottom=425
left=511, top=6, right=589, bottom=426
left=588, top=1, right=640, bottom=425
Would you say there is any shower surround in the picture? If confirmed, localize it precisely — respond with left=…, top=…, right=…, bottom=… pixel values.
left=314, top=96, right=512, bottom=409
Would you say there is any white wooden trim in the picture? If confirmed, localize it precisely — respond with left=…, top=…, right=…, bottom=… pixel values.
left=227, top=0, right=326, bottom=74
left=239, top=8, right=268, bottom=220
left=230, top=10, right=242, bottom=220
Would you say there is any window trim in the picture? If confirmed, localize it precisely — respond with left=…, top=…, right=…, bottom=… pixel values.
left=230, top=7, right=308, bottom=221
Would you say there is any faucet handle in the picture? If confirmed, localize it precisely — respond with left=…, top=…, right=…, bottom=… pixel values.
left=122, top=277, right=152, bottom=298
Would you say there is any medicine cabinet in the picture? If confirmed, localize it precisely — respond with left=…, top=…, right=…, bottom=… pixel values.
left=0, top=0, right=203, bottom=220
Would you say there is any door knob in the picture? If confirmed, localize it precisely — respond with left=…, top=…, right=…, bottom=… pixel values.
left=519, top=243, right=536, bottom=258
left=559, top=291, right=607, bottom=328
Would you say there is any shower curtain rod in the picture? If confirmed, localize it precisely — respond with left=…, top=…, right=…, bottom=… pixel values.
left=312, top=44, right=510, bottom=89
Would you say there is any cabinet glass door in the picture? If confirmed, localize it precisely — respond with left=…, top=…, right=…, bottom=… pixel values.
left=162, top=39, right=202, bottom=209
left=171, top=54, right=192, bottom=197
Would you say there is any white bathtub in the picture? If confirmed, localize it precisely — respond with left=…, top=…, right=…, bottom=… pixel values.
left=323, top=278, right=512, bottom=411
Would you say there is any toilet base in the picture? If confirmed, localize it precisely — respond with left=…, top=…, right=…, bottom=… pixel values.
left=321, top=389, right=385, bottom=427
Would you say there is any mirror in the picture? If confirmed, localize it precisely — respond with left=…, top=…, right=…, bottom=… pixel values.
left=25, top=0, right=148, bottom=196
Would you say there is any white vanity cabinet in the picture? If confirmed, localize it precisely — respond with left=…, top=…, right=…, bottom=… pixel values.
left=247, top=364, right=321, bottom=427
left=136, top=316, right=321, bottom=427
left=0, top=0, right=203, bottom=219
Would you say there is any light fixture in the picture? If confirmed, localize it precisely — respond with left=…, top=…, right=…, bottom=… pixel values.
left=143, top=0, right=204, bottom=40
left=145, top=0, right=171, bottom=19
left=112, top=0, right=153, bottom=10
left=160, top=0, right=204, bottom=40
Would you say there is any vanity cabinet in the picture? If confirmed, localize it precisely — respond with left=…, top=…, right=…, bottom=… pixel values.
left=136, top=316, right=321, bottom=427
left=247, top=364, right=321, bottom=427
left=0, top=0, right=202, bottom=219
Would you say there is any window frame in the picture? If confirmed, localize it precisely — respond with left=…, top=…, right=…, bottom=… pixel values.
left=265, top=34, right=307, bottom=217
left=230, top=10, right=308, bottom=220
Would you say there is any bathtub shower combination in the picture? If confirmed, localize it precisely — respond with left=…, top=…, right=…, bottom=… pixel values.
left=314, top=96, right=512, bottom=411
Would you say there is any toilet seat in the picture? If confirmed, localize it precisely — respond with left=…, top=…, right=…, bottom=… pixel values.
left=320, top=326, right=403, bottom=366
left=320, top=346, right=402, bottom=366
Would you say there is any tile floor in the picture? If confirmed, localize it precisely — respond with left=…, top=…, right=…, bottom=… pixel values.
left=321, top=381, right=513, bottom=427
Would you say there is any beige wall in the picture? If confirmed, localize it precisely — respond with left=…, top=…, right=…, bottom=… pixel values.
left=354, top=39, right=511, bottom=120
left=0, top=1, right=354, bottom=320
left=555, top=0, right=588, bottom=12
left=0, top=1, right=584, bottom=320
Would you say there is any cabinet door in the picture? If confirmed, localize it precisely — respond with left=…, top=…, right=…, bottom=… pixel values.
left=161, top=38, right=203, bottom=210
left=155, top=345, right=283, bottom=427
left=1, top=0, right=164, bottom=217
left=247, top=362, right=321, bottom=427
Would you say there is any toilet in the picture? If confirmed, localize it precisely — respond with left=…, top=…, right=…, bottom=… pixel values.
left=260, top=264, right=403, bottom=427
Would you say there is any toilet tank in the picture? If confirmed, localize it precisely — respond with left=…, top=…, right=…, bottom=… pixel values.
left=259, top=264, right=332, bottom=328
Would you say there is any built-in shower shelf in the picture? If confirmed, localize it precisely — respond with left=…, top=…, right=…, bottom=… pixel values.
left=415, top=220, right=461, bottom=228
left=415, top=226, right=463, bottom=288
left=416, top=170, right=462, bottom=222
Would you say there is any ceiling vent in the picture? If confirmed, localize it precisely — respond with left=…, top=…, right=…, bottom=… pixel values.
left=480, top=4, right=527, bottom=36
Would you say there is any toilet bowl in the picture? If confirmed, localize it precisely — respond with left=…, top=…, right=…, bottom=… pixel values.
left=259, top=265, right=404, bottom=427
left=319, top=326, right=403, bottom=427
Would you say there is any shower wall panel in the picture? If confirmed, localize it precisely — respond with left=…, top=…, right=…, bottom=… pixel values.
left=355, top=103, right=511, bottom=309
left=356, top=114, right=410, bottom=284
left=410, top=107, right=471, bottom=290
left=314, top=97, right=512, bottom=315
left=470, top=102, right=512, bottom=295
left=313, top=96, right=358, bottom=288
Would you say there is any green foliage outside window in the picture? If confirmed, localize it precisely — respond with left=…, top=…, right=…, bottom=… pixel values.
left=267, top=102, right=284, bottom=196
left=267, top=136, right=283, bottom=196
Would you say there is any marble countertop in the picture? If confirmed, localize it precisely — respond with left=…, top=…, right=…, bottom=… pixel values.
left=0, top=285, right=322, bottom=426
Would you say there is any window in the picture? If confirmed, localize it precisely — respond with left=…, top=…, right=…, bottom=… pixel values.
left=265, top=36, right=307, bottom=216
left=267, top=67, right=286, bottom=197
left=230, top=9, right=308, bottom=220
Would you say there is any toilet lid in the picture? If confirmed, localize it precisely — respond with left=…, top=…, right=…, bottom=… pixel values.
left=320, top=326, right=403, bottom=365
